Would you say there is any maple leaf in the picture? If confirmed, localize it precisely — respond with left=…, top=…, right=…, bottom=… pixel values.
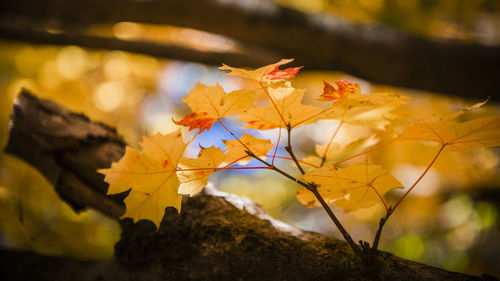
left=219, top=58, right=302, bottom=83
left=318, top=92, right=410, bottom=128
left=173, top=112, right=216, bottom=134
left=239, top=86, right=322, bottom=129
left=222, top=133, right=274, bottom=165
left=443, top=98, right=489, bottom=121
left=98, top=130, right=188, bottom=229
left=177, top=134, right=273, bottom=194
left=297, top=162, right=403, bottom=211
left=400, top=116, right=500, bottom=152
left=178, top=146, right=226, bottom=195
left=303, top=136, right=377, bottom=168
left=175, top=82, right=255, bottom=133
left=318, top=80, right=360, bottom=101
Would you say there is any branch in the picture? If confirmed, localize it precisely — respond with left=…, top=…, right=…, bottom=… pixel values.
left=0, top=25, right=279, bottom=68
left=4, top=89, right=125, bottom=218
left=2, top=91, right=494, bottom=280
left=285, top=124, right=305, bottom=175
left=1, top=0, right=500, bottom=98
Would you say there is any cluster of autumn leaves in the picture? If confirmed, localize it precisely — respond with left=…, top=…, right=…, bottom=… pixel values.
left=99, top=59, right=500, bottom=229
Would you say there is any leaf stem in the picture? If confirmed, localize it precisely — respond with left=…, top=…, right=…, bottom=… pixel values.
left=265, top=155, right=319, bottom=168
left=218, top=155, right=251, bottom=170
left=176, top=166, right=271, bottom=172
left=293, top=106, right=332, bottom=127
left=245, top=150, right=306, bottom=186
left=218, top=120, right=251, bottom=152
left=272, top=127, right=282, bottom=165
left=285, top=124, right=305, bottom=175
left=329, top=138, right=396, bottom=166
left=391, top=144, right=446, bottom=214
left=320, top=121, right=343, bottom=167
left=259, top=81, right=287, bottom=126
left=368, top=183, right=389, bottom=211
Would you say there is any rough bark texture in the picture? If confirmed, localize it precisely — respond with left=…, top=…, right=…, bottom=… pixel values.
left=1, top=91, right=496, bottom=281
left=1, top=0, right=499, bottom=99
left=4, top=90, right=126, bottom=217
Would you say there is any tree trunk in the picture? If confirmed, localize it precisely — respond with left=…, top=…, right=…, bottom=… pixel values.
left=2, top=91, right=497, bottom=280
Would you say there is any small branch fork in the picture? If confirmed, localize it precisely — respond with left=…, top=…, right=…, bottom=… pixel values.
left=285, top=124, right=305, bottom=175
left=245, top=149, right=362, bottom=255
left=216, top=106, right=445, bottom=258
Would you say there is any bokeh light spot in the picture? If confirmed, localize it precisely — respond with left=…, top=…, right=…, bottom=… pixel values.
left=392, top=234, right=425, bottom=261
left=56, top=46, right=88, bottom=80
left=476, top=201, right=497, bottom=230
left=104, top=51, right=131, bottom=81
left=93, top=82, right=125, bottom=112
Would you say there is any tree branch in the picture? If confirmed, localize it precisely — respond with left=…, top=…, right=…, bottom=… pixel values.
left=1, top=0, right=499, bottom=98
left=0, top=25, right=279, bottom=68
left=2, top=91, right=494, bottom=280
left=4, top=89, right=125, bottom=218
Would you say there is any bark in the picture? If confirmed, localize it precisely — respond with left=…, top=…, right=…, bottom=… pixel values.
left=3, top=91, right=498, bottom=280
left=1, top=0, right=499, bottom=99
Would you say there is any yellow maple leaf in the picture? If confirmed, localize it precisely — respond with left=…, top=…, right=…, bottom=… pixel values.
left=98, top=130, right=188, bottom=229
left=222, top=133, right=274, bottom=165
left=219, top=58, right=302, bottom=83
left=400, top=116, right=500, bottom=152
left=303, top=136, right=378, bottom=168
left=178, top=134, right=273, bottom=195
left=443, top=98, right=489, bottom=121
left=318, top=92, right=409, bottom=128
left=175, top=82, right=255, bottom=133
left=178, top=146, right=226, bottom=195
left=239, top=86, right=322, bottom=129
left=297, top=162, right=403, bottom=211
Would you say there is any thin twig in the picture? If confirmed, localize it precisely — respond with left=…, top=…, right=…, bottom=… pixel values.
left=259, top=81, right=288, bottom=126
left=391, top=144, right=446, bottom=213
left=371, top=207, right=392, bottom=252
left=284, top=124, right=305, bottom=175
left=245, top=150, right=307, bottom=186
left=245, top=149, right=362, bottom=256
left=264, top=155, right=319, bottom=168
left=271, top=127, right=282, bottom=166
left=320, top=121, right=343, bottom=167
left=218, top=120, right=251, bottom=152
left=310, top=187, right=362, bottom=255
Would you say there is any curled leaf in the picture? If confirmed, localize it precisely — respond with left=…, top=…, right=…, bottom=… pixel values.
left=219, top=58, right=302, bottom=83
left=318, top=80, right=360, bottom=101
left=173, top=112, right=216, bottom=134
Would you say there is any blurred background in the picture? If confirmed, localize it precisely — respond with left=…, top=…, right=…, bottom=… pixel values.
left=0, top=0, right=500, bottom=277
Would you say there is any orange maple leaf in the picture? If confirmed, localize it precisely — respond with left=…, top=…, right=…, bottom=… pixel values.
left=174, top=83, right=255, bottom=134
left=219, top=58, right=302, bottom=83
left=173, top=112, right=216, bottom=134
left=262, top=59, right=303, bottom=81
left=318, top=80, right=360, bottom=101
